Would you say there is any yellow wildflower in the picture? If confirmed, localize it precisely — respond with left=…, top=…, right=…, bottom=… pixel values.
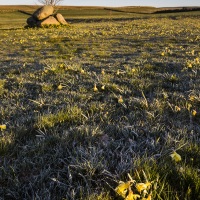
left=80, top=69, right=85, bottom=74
left=192, top=110, right=197, bottom=116
left=115, top=181, right=130, bottom=198
left=59, top=63, right=65, bottom=68
left=170, top=151, right=181, bottom=162
left=194, top=57, right=199, bottom=64
left=187, top=103, right=192, bottom=111
left=116, top=69, right=120, bottom=75
left=0, top=124, right=6, bottom=131
left=187, top=62, right=192, bottom=68
left=170, top=74, right=177, bottom=81
left=175, top=106, right=181, bottom=112
left=51, top=67, right=56, bottom=71
left=191, top=50, right=195, bottom=56
left=136, top=182, right=151, bottom=193
left=132, top=68, right=136, bottom=73
left=125, top=189, right=140, bottom=200
left=118, top=96, right=124, bottom=104
left=93, top=84, right=98, bottom=92
left=142, top=193, right=152, bottom=200
left=146, top=193, right=152, bottom=200
left=101, top=85, right=105, bottom=90
left=101, top=69, right=105, bottom=75
left=189, top=95, right=195, bottom=101
left=57, top=84, right=63, bottom=90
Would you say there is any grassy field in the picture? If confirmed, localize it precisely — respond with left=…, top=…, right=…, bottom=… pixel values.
left=0, top=6, right=200, bottom=200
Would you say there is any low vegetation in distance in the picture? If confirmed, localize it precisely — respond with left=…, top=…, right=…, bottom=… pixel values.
left=0, top=5, right=200, bottom=200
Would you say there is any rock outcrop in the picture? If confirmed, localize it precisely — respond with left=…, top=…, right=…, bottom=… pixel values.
left=26, top=6, right=68, bottom=27
left=37, top=16, right=61, bottom=27
left=33, top=5, right=54, bottom=20
left=55, top=13, right=68, bottom=25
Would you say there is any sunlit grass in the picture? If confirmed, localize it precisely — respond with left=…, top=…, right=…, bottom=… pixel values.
left=37, top=106, right=83, bottom=128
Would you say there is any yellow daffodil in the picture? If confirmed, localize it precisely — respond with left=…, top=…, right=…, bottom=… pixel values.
left=0, top=124, right=6, bottom=131
left=93, top=84, right=98, bottom=92
left=101, top=85, right=105, bottom=90
left=192, top=110, right=197, bottom=116
left=115, top=181, right=130, bottom=198
left=187, top=62, right=192, bottom=68
left=118, top=96, right=124, bottom=104
left=51, top=67, right=56, bottom=71
left=194, top=57, right=199, bottom=64
left=80, top=69, right=85, bottom=74
left=125, top=189, right=140, bottom=200
left=189, top=95, right=195, bottom=101
left=132, top=68, right=136, bottom=73
left=175, top=106, right=181, bottom=112
left=146, top=193, right=152, bottom=200
left=57, top=84, right=63, bottom=90
left=170, top=74, right=177, bottom=81
left=136, top=182, right=151, bottom=193
left=59, top=63, right=65, bottom=68
left=187, top=103, right=192, bottom=111
left=170, top=151, right=181, bottom=162
left=142, top=193, right=152, bottom=200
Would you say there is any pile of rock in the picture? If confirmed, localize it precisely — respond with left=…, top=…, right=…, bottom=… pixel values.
left=27, top=5, right=68, bottom=27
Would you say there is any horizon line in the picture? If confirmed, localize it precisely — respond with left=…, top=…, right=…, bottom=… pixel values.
left=0, top=4, right=200, bottom=8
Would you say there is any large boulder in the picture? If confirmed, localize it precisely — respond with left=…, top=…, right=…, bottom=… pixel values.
left=37, top=16, right=60, bottom=27
left=33, top=5, right=54, bottom=21
left=55, top=13, right=68, bottom=25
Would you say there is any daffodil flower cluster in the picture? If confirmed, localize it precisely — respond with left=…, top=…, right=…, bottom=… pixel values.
left=115, top=173, right=154, bottom=200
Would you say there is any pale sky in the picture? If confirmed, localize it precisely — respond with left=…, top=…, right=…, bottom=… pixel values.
left=0, top=0, right=200, bottom=7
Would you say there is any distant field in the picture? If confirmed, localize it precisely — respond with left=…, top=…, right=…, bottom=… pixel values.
left=0, top=5, right=200, bottom=29
left=0, top=6, right=200, bottom=200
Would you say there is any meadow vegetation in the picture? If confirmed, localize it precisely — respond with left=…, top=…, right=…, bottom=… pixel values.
left=0, top=6, right=200, bottom=200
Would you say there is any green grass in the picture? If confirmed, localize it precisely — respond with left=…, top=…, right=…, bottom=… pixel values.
left=0, top=11, right=27, bottom=29
left=0, top=6, right=200, bottom=200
